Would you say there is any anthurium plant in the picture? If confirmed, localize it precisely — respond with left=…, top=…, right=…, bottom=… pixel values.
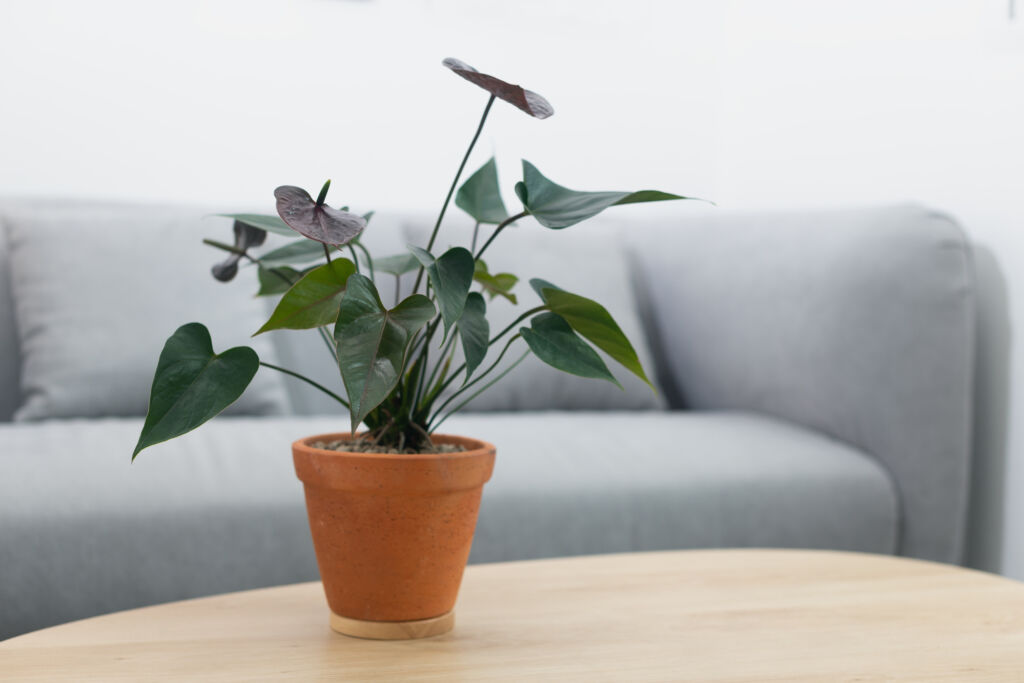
left=132, top=58, right=697, bottom=459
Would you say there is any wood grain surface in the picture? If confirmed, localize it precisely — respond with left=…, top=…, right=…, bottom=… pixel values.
left=3, top=549, right=1024, bottom=681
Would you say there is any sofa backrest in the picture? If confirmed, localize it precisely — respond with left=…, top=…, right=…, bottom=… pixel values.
left=629, top=203, right=975, bottom=564
left=0, top=215, right=21, bottom=421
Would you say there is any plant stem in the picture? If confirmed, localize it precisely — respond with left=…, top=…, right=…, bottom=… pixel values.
left=318, top=327, right=338, bottom=363
left=429, top=305, right=544, bottom=400
left=490, top=305, right=546, bottom=346
left=474, top=210, right=529, bottom=260
left=203, top=238, right=245, bottom=255
left=323, top=243, right=332, bottom=264
left=423, top=331, right=458, bottom=402
left=471, top=221, right=481, bottom=253
left=347, top=244, right=362, bottom=273
left=409, top=318, right=441, bottom=407
left=431, top=350, right=528, bottom=432
left=413, top=93, right=497, bottom=294
left=352, top=240, right=375, bottom=282
left=429, top=336, right=526, bottom=430
left=259, top=361, right=349, bottom=409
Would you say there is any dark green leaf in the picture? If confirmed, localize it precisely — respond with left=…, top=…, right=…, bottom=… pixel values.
left=256, top=259, right=357, bottom=334
left=335, top=274, right=436, bottom=431
left=473, top=259, right=518, bottom=303
left=456, top=157, right=509, bottom=224
left=457, top=292, right=489, bottom=380
left=520, top=313, right=619, bottom=386
left=218, top=213, right=295, bottom=237
left=258, top=240, right=327, bottom=269
left=256, top=266, right=308, bottom=296
left=372, top=253, right=420, bottom=276
left=518, top=160, right=691, bottom=229
left=133, top=323, right=259, bottom=459
left=530, top=278, right=654, bottom=388
left=408, top=246, right=474, bottom=336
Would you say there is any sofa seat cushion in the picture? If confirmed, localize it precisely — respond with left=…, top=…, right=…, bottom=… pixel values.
left=445, top=412, right=899, bottom=562
left=0, top=411, right=897, bottom=639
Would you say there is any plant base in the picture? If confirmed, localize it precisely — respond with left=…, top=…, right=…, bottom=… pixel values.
left=329, top=610, right=455, bottom=640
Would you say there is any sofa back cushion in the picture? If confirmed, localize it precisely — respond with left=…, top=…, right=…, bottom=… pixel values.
left=0, top=216, right=21, bottom=421
left=629, top=204, right=975, bottom=563
left=4, top=199, right=292, bottom=420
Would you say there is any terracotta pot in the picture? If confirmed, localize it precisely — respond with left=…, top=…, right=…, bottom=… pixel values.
left=292, top=432, right=495, bottom=640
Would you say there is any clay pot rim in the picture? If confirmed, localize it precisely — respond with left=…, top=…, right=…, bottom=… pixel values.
left=292, top=432, right=496, bottom=461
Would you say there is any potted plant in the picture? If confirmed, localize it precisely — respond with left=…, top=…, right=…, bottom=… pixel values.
left=132, top=58, right=696, bottom=640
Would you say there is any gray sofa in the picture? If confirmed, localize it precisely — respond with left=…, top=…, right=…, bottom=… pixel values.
left=0, top=201, right=974, bottom=640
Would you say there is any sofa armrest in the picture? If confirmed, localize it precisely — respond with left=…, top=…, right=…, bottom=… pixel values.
left=629, top=204, right=974, bottom=563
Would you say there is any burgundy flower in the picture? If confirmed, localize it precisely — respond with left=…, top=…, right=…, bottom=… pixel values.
left=443, top=58, right=553, bottom=119
left=211, top=220, right=267, bottom=282
left=274, top=185, right=366, bottom=247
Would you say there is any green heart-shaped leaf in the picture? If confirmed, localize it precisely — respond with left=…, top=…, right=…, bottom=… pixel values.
left=518, top=160, right=691, bottom=229
left=473, top=259, right=518, bottom=304
left=520, top=313, right=619, bottom=386
left=530, top=278, right=654, bottom=389
left=335, top=274, right=436, bottom=431
left=258, top=239, right=327, bottom=269
left=456, top=157, right=509, bottom=225
left=256, top=259, right=357, bottom=334
left=218, top=214, right=295, bottom=237
left=409, top=246, right=474, bottom=337
left=372, top=253, right=420, bottom=276
left=133, top=323, right=259, bottom=459
left=457, top=292, right=489, bottom=381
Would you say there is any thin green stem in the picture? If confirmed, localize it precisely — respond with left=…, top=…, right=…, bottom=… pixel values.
left=259, top=361, right=349, bottom=409
left=411, top=342, right=433, bottom=420
left=413, top=93, right=497, bottom=293
left=430, top=306, right=544, bottom=400
left=353, top=240, right=375, bottom=282
left=202, top=238, right=244, bottom=255
left=318, top=327, right=338, bottom=363
left=323, top=243, right=332, bottom=264
left=470, top=221, right=481, bottom=253
left=423, top=331, right=458, bottom=402
left=409, top=318, right=442, bottom=407
left=429, top=336, right=525, bottom=430
left=347, top=244, right=360, bottom=273
left=490, top=305, right=546, bottom=346
left=431, top=350, right=528, bottom=432
left=474, top=211, right=529, bottom=261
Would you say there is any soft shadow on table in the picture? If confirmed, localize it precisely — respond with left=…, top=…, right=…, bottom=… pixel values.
left=965, top=244, right=1011, bottom=573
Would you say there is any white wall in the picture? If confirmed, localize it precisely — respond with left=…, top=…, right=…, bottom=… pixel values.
left=2, top=0, right=1022, bottom=575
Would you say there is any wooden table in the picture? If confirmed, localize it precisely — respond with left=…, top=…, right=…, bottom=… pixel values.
left=4, top=549, right=1024, bottom=681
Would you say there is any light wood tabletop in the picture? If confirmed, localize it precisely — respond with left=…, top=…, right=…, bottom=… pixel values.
left=3, top=549, right=1024, bottom=681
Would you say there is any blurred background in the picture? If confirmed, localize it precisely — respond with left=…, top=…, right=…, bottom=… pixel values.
left=1, top=0, right=1021, bottom=578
